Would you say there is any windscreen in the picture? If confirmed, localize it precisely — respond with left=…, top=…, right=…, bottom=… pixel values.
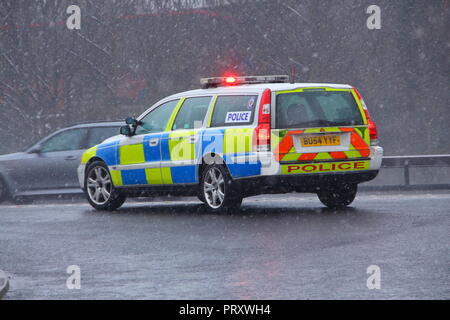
left=276, top=90, right=364, bottom=129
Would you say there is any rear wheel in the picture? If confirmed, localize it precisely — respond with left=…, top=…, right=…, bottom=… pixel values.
left=200, top=164, right=242, bottom=213
left=85, top=161, right=126, bottom=210
left=317, top=183, right=357, bottom=209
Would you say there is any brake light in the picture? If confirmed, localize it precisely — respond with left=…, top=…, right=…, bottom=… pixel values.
left=254, top=124, right=270, bottom=152
left=364, top=109, right=378, bottom=145
left=353, top=87, right=378, bottom=146
left=253, top=89, right=271, bottom=152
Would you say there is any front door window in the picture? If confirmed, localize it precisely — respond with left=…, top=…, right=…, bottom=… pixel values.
left=136, top=100, right=179, bottom=135
left=119, top=100, right=179, bottom=186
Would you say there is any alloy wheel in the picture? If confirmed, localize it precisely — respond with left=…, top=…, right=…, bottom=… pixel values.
left=87, top=166, right=112, bottom=205
left=203, top=167, right=226, bottom=209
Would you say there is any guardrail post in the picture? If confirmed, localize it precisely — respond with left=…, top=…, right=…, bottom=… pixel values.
left=404, top=160, right=410, bottom=186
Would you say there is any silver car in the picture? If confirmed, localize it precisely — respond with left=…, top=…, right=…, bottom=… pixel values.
left=0, top=121, right=122, bottom=203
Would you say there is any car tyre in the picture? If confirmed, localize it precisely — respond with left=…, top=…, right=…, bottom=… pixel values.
left=317, top=183, right=357, bottom=209
left=197, top=193, right=206, bottom=204
left=200, top=164, right=242, bottom=213
left=85, top=161, right=126, bottom=211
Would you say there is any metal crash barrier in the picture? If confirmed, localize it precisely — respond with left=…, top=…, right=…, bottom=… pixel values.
left=364, top=155, right=450, bottom=190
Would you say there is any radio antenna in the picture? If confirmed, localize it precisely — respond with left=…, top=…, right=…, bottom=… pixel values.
left=290, top=66, right=297, bottom=84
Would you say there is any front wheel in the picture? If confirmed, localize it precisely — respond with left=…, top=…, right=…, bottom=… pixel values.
left=200, top=164, right=242, bottom=213
left=317, top=183, right=357, bottom=209
left=85, top=161, right=126, bottom=210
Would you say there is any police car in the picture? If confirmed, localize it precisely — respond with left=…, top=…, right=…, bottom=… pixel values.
left=78, top=75, right=383, bottom=212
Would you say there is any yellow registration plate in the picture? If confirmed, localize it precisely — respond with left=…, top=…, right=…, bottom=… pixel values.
left=301, top=135, right=341, bottom=147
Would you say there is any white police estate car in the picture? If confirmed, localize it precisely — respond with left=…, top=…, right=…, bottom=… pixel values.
left=78, top=75, right=383, bottom=212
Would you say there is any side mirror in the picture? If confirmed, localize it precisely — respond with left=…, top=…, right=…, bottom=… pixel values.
left=125, top=117, right=139, bottom=126
left=28, top=144, right=42, bottom=154
left=120, top=125, right=132, bottom=137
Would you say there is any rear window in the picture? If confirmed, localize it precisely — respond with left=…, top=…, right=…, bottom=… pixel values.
left=276, top=90, right=363, bottom=128
left=210, top=95, right=258, bottom=127
left=40, top=128, right=88, bottom=152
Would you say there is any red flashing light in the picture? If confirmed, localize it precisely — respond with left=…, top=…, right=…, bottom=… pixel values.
left=225, top=76, right=237, bottom=84
left=200, top=75, right=289, bottom=89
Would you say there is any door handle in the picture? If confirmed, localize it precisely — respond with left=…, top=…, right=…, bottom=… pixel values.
left=187, top=135, right=198, bottom=144
left=65, top=156, right=77, bottom=161
left=149, top=138, right=159, bottom=147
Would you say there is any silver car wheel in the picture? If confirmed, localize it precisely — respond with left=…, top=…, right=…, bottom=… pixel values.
left=87, top=166, right=112, bottom=205
left=203, top=167, right=225, bottom=209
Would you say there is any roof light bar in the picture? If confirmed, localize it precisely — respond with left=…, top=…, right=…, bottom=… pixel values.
left=200, top=75, right=289, bottom=89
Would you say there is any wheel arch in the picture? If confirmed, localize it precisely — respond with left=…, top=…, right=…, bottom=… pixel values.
left=198, top=152, right=232, bottom=180
left=84, top=156, right=107, bottom=174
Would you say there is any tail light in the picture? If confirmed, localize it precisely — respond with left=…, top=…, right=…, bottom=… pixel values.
left=253, top=89, right=271, bottom=152
left=353, top=87, right=378, bottom=146
left=364, top=109, right=378, bottom=145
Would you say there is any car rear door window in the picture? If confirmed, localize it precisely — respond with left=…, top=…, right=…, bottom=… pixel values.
left=87, top=127, right=120, bottom=148
left=172, top=96, right=211, bottom=130
left=210, top=95, right=258, bottom=127
left=40, top=128, right=88, bottom=152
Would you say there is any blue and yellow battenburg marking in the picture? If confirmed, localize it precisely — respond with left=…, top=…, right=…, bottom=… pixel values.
left=81, top=127, right=263, bottom=187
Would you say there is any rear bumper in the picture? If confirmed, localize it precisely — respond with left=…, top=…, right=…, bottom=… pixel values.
left=235, top=170, right=379, bottom=196
left=257, top=146, right=383, bottom=175
left=235, top=146, right=383, bottom=196
left=369, top=146, right=383, bottom=170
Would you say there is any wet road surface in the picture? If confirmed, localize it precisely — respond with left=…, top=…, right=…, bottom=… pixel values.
left=0, top=191, right=449, bottom=299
